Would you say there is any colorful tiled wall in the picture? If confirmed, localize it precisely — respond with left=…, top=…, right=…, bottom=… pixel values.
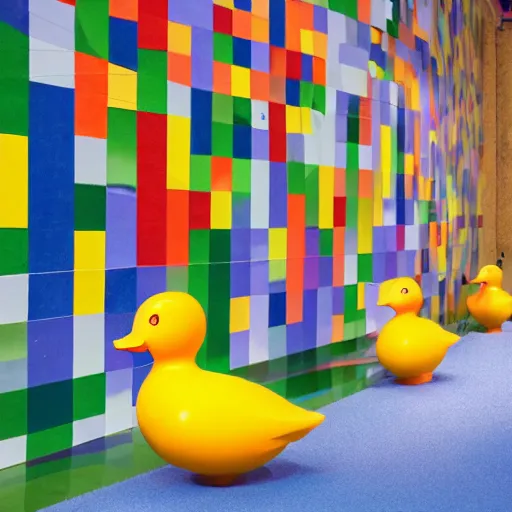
left=0, top=0, right=483, bottom=470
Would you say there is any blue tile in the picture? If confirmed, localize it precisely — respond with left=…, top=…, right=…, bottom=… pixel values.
left=234, top=0, right=251, bottom=12
left=233, top=36, right=251, bottom=68
left=233, top=124, right=251, bottom=159
left=269, top=0, right=285, bottom=48
left=109, top=17, right=138, bottom=71
left=0, top=0, right=29, bottom=34
left=191, top=88, right=212, bottom=155
left=269, top=292, right=286, bottom=327
left=28, top=272, right=73, bottom=321
left=105, top=268, right=137, bottom=314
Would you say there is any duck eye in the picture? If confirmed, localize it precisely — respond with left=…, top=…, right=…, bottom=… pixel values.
left=401, top=288, right=408, bottom=294
left=149, top=314, right=159, bottom=326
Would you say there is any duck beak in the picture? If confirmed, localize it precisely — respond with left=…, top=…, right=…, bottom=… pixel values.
left=469, top=271, right=486, bottom=285
left=113, top=332, right=147, bottom=353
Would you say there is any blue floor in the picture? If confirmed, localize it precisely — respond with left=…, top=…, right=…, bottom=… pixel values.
left=45, top=331, right=512, bottom=512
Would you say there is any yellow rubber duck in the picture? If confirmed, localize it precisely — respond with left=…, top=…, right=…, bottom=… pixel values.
left=376, top=277, right=460, bottom=385
left=114, top=292, right=325, bottom=486
left=467, top=265, right=512, bottom=333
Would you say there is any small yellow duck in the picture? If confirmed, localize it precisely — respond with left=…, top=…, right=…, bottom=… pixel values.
left=114, top=292, right=324, bottom=486
left=467, top=265, right=512, bottom=333
left=376, top=277, right=460, bottom=385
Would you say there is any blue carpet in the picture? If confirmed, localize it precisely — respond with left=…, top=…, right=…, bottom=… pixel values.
left=45, top=331, right=512, bottom=512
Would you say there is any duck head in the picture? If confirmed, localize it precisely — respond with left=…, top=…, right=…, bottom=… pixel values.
left=376, top=277, right=423, bottom=315
left=470, top=265, right=503, bottom=288
left=113, top=292, right=207, bottom=362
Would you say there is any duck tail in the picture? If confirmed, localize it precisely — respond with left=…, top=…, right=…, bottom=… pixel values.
left=445, top=332, right=460, bottom=348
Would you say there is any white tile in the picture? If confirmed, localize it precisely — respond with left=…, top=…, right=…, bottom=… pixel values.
left=29, top=37, right=74, bottom=89
left=73, top=314, right=105, bottom=378
left=344, top=255, right=358, bottom=286
left=0, top=275, right=28, bottom=325
left=340, top=64, right=368, bottom=97
left=167, top=81, right=191, bottom=118
left=75, top=136, right=107, bottom=186
left=73, top=415, right=106, bottom=447
left=251, top=100, right=268, bottom=130
left=0, top=436, right=27, bottom=470
left=0, top=359, right=27, bottom=393
left=29, top=0, right=75, bottom=51
left=250, top=160, right=270, bottom=228
left=105, top=369, right=133, bottom=436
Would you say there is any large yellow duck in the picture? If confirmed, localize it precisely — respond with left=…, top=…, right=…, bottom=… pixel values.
left=376, top=277, right=460, bottom=385
left=114, top=292, right=324, bottom=486
left=467, top=264, right=512, bottom=333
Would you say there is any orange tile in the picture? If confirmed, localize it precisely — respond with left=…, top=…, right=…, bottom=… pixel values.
left=333, top=227, right=345, bottom=257
left=331, top=314, right=344, bottom=342
left=270, top=46, right=286, bottom=77
left=313, top=32, right=327, bottom=60
left=269, top=75, right=285, bottom=104
left=211, top=157, right=232, bottom=191
left=359, top=118, right=372, bottom=145
left=168, top=52, right=191, bottom=86
left=285, top=0, right=301, bottom=51
left=166, top=190, right=189, bottom=266
left=312, top=56, right=326, bottom=85
left=334, top=168, right=346, bottom=197
left=75, top=53, right=108, bottom=138
left=286, top=290, right=303, bottom=324
left=232, top=10, right=252, bottom=39
left=251, top=16, right=268, bottom=43
left=297, top=1, right=314, bottom=29
left=287, top=194, right=305, bottom=258
left=250, top=70, right=270, bottom=101
left=333, top=254, right=344, bottom=286
left=252, top=0, right=269, bottom=19
left=213, top=61, right=232, bottom=95
left=358, top=170, right=373, bottom=197
left=109, top=0, right=138, bottom=21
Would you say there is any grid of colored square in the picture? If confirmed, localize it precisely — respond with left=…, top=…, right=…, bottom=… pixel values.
left=0, top=0, right=483, bottom=470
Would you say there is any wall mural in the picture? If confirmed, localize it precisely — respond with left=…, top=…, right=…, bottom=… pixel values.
left=0, top=0, right=483, bottom=469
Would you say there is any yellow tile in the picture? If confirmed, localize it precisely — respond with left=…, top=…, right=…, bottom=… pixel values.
left=268, top=228, right=287, bottom=260
left=74, top=231, right=106, bottom=270
left=214, top=0, right=234, bottom=7
left=300, top=107, right=312, bottom=134
left=0, top=134, right=28, bottom=228
left=211, top=191, right=232, bottom=229
left=231, top=65, right=251, bottom=98
left=74, top=270, right=105, bottom=315
left=108, top=63, right=137, bottom=110
left=168, top=21, right=191, bottom=55
left=230, top=296, right=250, bottom=333
left=331, top=314, right=344, bottom=342
left=285, top=105, right=301, bottom=133
left=357, top=282, right=365, bottom=310
left=371, top=27, right=382, bottom=44
left=167, top=115, right=191, bottom=190
left=300, top=29, right=314, bottom=55
left=381, top=125, right=391, bottom=198
left=318, top=165, right=334, bottom=228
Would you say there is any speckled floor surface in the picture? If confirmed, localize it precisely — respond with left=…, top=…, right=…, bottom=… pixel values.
left=43, top=330, right=512, bottom=512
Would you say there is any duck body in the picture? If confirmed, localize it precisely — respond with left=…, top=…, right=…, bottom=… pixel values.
left=376, top=277, right=459, bottom=385
left=376, top=314, right=458, bottom=383
left=114, top=292, right=324, bottom=486
left=136, top=362, right=324, bottom=480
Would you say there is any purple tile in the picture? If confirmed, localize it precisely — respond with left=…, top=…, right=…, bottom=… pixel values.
left=27, top=317, right=73, bottom=387
left=332, top=286, right=344, bottom=314
left=405, top=199, right=414, bottom=224
left=269, top=162, right=287, bottom=228
left=105, top=313, right=135, bottom=372
left=250, top=260, right=269, bottom=295
left=319, top=256, right=333, bottom=287
left=336, top=90, right=349, bottom=114
left=380, top=101, right=390, bottom=125
left=287, top=134, right=304, bottom=162
left=339, top=44, right=368, bottom=70
left=357, top=20, right=370, bottom=50
left=136, top=267, right=166, bottom=306
left=252, top=129, right=269, bottom=160
left=106, top=188, right=136, bottom=269
left=232, top=194, right=251, bottom=228
left=286, top=322, right=304, bottom=355
left=335, top=141, right=346, bottom=168
left=372, top=226, right=387, bottom=252
left=380, top=80, right=390, bottom=103
left=384, top=225, right=397, bottom=251
left=406, top=250, right=416, bottom=276
left=304, top=256, right=319, bottom=290
left=316, top=286, right=332, bottom=347
left=305, top=228, right=319, bottom=256
left=132, top=365, right=151, bottom=405
left=313, top=5, right=327, bottom=33
left=191, top=27, right=213, bottom=91
left=231, top=228, right=251, bottom=261
left=336, top=114, right=347, bottom=142
left=373, top=253, right=387, bottom=282
left=169, top=0, right=212, bottom=29
left=230, top=330, right=249, bottom=369
left=250, top=229, right=268, bottom=260
left=251, top=41, right=269, bottom=73
left=385, top=252, right=398, bottom=279
left=106, top=367, right=132, bottom=397
left=269, top=278, right=286, bottom=294
left=302, top=289, right=317, bottom=351
left=231, top=261, right=251, bottom=297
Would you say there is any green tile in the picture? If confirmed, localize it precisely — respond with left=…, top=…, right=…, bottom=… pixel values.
left=269, top=259, right=286, bottom=281
left=213, top=33, right=233, bottom=64
left=209, top=229, right=230, bottom=263
left=74, top=184, right=106, bottom=231
left=189, top=230, right=210, bottom=264
left=212, top=121, right=233, bottom=157
left=312, top=84, right=326, bottom=114
left=300, top=81, right=314, bottom=108
left=166, top=266, right=189, bottom=292
left=73, top=373, right=106, bottom=421
left=343, top=321, right=357, bottom=340
left=189, top=264, right=209, bottom=369
left=190, top=155, right=211, bottom=191
left=0, top=388, right=27, bottom=440
left=329, top=0, right=357, bottom=18
left=346, top=142, right=359, bottom=172
left=0, top=322, right=27, bottom=362
left=343, top=285, right=358, bottom=323
left=357, top=254, right=373, bottom=282
left=347, top=116, right=359, bottom=144
left=0, top=24, right=28, bottom=136
left=0, top=229, right=28, bottom=276
left=287, top=161, right=306, bottom=194
left=27, top=423, right=73, bottom=461
left=28, top=380, right=73, bottom=434
left=137, top=50, right=167, bottom=114
left=232, top=158, right=251, bottom=193
left=212, top=93, right=233, bottom=124
left=233, top=97, right=251, bottom=125
left=319, top=230, right=333, bottom=256
left=305, top=164, right=319, bottom=227
left=107, top=108, right=137, bottom=188
left=346, top=197, right=358, bottom=228
left=75, top=0, right=109, bottom=59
